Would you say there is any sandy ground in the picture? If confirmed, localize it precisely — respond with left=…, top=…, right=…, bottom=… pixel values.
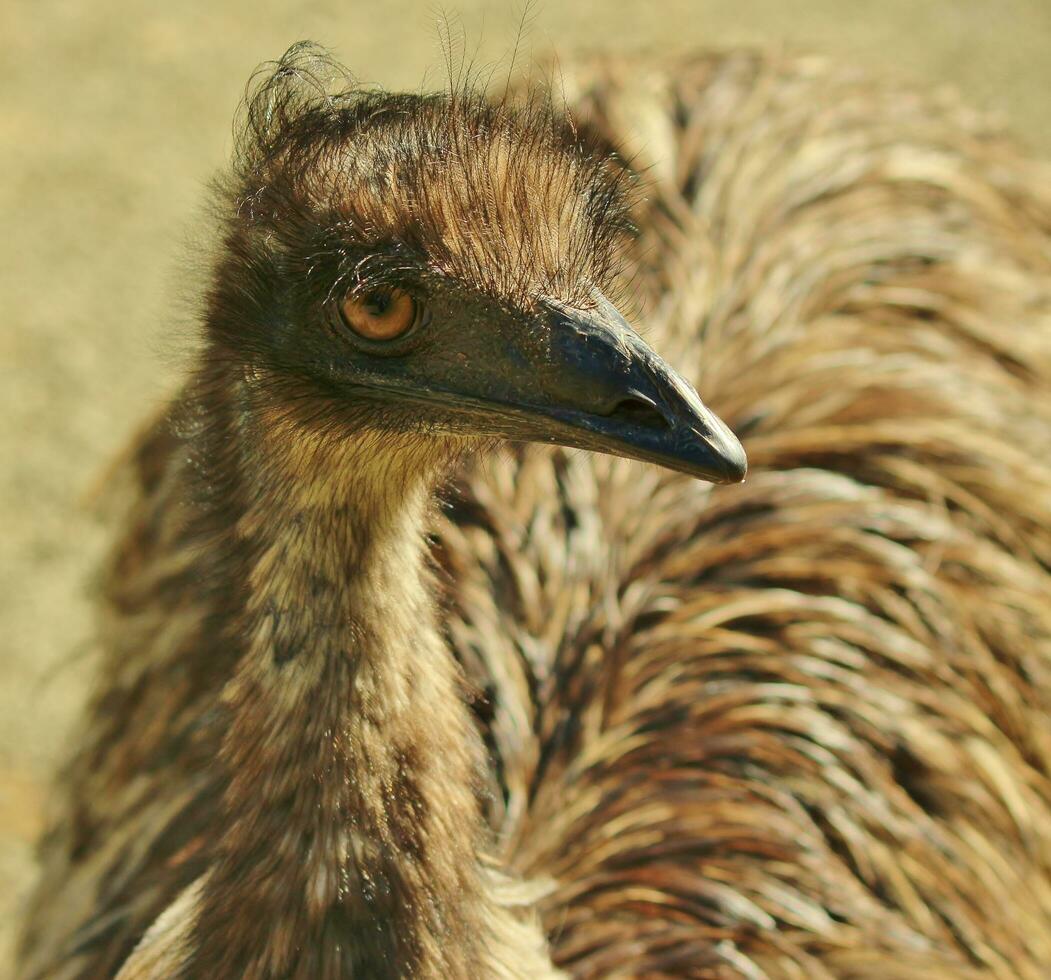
left=2, top=0, right=1049, bottom=971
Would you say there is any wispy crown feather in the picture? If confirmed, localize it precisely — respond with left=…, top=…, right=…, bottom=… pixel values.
left=225, top=42, right=634, bottom=311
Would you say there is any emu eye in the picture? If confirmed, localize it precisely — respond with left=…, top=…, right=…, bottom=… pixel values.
left=340, top=288, right=420, bottom=341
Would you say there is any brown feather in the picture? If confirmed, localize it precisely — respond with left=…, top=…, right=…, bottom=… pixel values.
left=18, top=45, right=1051, bottom=980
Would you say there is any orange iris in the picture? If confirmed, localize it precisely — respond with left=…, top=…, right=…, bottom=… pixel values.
left=340, top=288, right=417, bottom=340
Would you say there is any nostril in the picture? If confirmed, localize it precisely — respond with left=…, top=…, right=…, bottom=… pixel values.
left=607, top=396, right=672, bottom=432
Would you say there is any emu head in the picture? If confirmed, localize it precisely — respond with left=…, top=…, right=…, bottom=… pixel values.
left=205, top=45, right=746, bottom=485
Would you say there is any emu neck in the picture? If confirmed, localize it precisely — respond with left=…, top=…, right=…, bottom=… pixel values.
left=192, top=385, right=488, bottom=976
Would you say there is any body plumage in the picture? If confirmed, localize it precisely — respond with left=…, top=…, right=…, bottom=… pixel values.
left=19, top=46, right=1051, bottom=979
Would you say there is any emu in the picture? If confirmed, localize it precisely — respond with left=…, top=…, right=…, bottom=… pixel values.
left=19, top=44, right=1051, bottom=979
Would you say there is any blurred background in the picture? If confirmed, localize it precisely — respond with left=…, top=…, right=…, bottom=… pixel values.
left=2, top=0, right=1048, bottom=971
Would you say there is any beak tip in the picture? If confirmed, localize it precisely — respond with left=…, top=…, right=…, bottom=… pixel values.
left=709, top=449, right=747, bottom=485
left=722, top=440, right=748, bottom=484
left=695, top=418, right=747, bottom=485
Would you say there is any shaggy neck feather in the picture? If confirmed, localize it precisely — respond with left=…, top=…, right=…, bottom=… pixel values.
left=188, top=382, right=491, bottom=976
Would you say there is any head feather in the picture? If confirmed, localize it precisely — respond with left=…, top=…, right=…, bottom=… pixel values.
left=225, top=42, right=634, bottom=312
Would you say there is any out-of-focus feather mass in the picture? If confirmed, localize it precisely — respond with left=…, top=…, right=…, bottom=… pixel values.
left=442, top=51, right=1051, bottom=978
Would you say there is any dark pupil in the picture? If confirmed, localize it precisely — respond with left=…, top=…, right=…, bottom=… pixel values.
left=365, top=291, right=392, bottom=317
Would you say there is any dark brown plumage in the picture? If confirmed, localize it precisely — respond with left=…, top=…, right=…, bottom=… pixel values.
left=18, top=43, right=1051, bottom=979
